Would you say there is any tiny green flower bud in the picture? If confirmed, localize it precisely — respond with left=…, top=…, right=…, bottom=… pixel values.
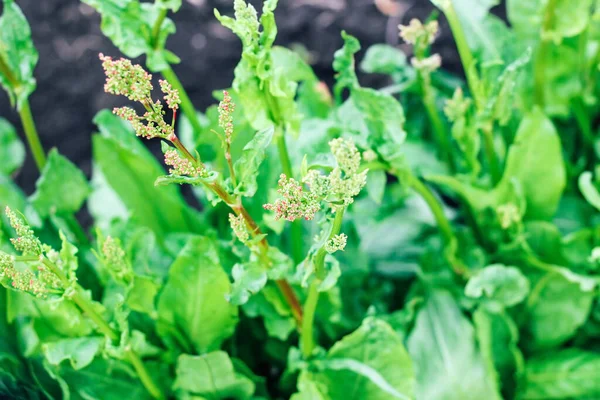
left=229, top=213, right=249, bottom=244
left=5, top=207, right=41, bottom=256
left=444, top=88, right=471, bottom=122
left=325, top=233, right=347, bottom=254
left=102, top=236, right=132, bottom=282
left=496, top=203, right=521, bottom=229
left=329, top=138, right=361, bottom=175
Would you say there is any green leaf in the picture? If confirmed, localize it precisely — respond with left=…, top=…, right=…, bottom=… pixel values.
left=578, top=171, right=600, bottom=211
left=29, top=149, right=90, bottom=218
left=519, top=349, right=600, bottom=399
left=428, top=108, right=565, bottom=220
left=291, top=370, right=329, bottom=400
left=228, top=263, right=267, bottom=306
left=82, top=0, right=179, bottom=72
left=524, top=270, right=596, bottom=350
left=154, top=172, right=218, bottom=188
left=126, top=276, right=159, bottom=318
left=333, top=31, right=361, bottom=102
left=351, top=88, right=406, bottom=167
left=48, top=358, right=152, bottom=400
left=407, top=290, right=501, bottom=400
left=157, top=236, right=238, bottom=354
left=366, top=170, right=387, bottom=205
left=0, top=0, right=38, bottom=109
left=508, top=0, right=593, bottom=42
left=43, top=337, right=103, bottom=371
left=0, top=118, right=25, bottom=176
left=360, top=44, right=407, bottom=76
left=173, top=351, right=255, bottom=399
left=473, top=308, right=523, bottom=399
left=233, top=127, right=274, bottom=197
left=309, top=317, right=414, bottom=400
left=243, top=284, right=296, bottom=340
left=465, top=264, right=530, bottom=307
left=92, top=110, right=199, bottom=238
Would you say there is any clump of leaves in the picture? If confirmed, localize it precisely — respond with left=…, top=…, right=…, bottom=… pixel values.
left=1, top=0, right=600, bottom=399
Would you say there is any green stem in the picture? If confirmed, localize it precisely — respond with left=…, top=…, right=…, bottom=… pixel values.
left=444, top=3, right=480, bottom=107
left=534, top=0, right=557, bottom=107
left=572, top=98, right=595, bottom=162
left=481, top=124, right=502, bottom=184
left=151, top=8, right=168, bottom=48
left=420, top=76, right=455, bottom=172
left=405, top=175, right=453, bottom=245
left=301, top=207, right=345, bottom=358
left=18, top=99, right=46, bottom=172
left=160, top=65, right=203, bottom=137
left=41, top=258, right=164, bottom=399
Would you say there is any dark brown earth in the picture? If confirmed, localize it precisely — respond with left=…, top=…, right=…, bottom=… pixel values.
left=0, top=0, right=504, bottom=193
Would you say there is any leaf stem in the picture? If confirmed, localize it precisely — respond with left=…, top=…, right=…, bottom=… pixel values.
left=41, top=257, right=164, bottom=399
left=572, top=98, right=596, bottom=163
left=301, top=207, right=345, bottom=358
left=160, top=65, right=203, bottom=138
left=534, top=0, right=557, bottom=107
left=151, top=8, right=168, bottom=49
left=481, top=124, right=502, bottom=184
left=18, top=99, right=47, bottom=172
left=419, top=75, right=455, bottom=172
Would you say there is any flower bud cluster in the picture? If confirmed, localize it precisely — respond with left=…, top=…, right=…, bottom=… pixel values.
left=411, top=54, right=442, bottom=74
left=164, top=149, right=208, bottom=178
left=263, top=174, right=322, bottom=221
left=399, top=19, right=438, bottom=47
left=6, top=207, right=41, bottom=255
left=264, top=139, right=367, bottom=221
left=444, top=88, right=472, bottom=122
left=496, top=203, right=521, bottom=230
left=101, top=236, right=132, bottom=283
left=99, top=54, right=153, bottom=102
left=325, top=233, right=347, bottom=254
left=219, top=91, right=235, bottom=145
left=100, top=54, right=179, bottom=140
left=159, top=80, right=180, bottom=111
left=229, top=213, right=249, bottom=244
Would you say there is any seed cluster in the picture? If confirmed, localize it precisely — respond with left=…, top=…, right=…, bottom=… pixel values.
left=399, top=19, right=438, bottom=47
left=496, top=203, right=521, bottom=229
left=444, top=88, right=472, bottom=122
left=263, top=174, right=322, bottom=221
left=6, top=207, right=41, bottom=255
left=159, top=80, right=180, bottom=111
left=102, top=236, right=131, bottom=282
left=164, top=149, right=208, bottom=177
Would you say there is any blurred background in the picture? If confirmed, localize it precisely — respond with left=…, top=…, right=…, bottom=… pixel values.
left=0, top=0, right=505, bottom=193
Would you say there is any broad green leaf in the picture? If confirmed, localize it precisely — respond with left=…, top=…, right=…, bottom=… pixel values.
left=243, top=284, right=296, bottom=340
left=524, top=270, right=596, bottom=350
left=465, top=264, right=530, bottom=307
left=291, top=370, right=329, bottom=400
left=360, top=44, right=407, bottom=76
left=428, top=108, right=565, bottom=220
left=508, top=0, right=593, bottom=42
left=154, top=172, right=218, bottom=188
left=173, top=351, right=255, bottom=399
left=519, top=349, right=600, bottom=399
left=407, top=290, right=501, bottom=400
left=0, top=118, right=25, bottom=176
left=228, top=263, right=267, bottom=306
left=30, top=149, right=90, bottom=218
left=92, top=110, right=199, bottom=238
left=43, top=337, right=103, bottom=371
left=0, top=0, right=38, bottom=109
left=333, top=31, right=360, bottom=102
left=351, top=88, right=406, bottom=167
left=310, top=317, right=414, bottom=400
left=233, top=127, right=274, bottom=197
left=366, top=170, right=387, bottom=205
left=473, top=308, right=523, bottom=399
left=126, top=276, right=159, bottom=318
left=578, top=171, right=600, bottom=211
left=48, top=358, right=152, bottom=400
left=157, top=236, right=238, bottom=353
left=82, top=0, right=179, bottom=72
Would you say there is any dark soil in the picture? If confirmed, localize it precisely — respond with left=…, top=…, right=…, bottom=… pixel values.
left=0, top=0, right=502, bottom=193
